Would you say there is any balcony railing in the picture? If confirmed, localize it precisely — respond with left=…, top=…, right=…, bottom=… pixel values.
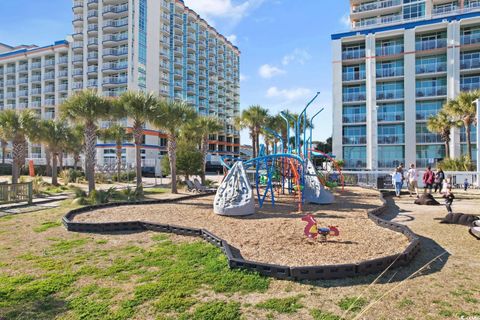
left=415, top=39, right=447, bottom=51
left=376, top=67, right=404, bottom=78
left=343, top=136, right=367, bottom=145
left=378, top=111, right=404, bottom=122
left=352, top=0, right=401, bottom=13
left=416, top=62, right=447, bottom=74
left=342, top=49, right=365, bottom=60
left=416, top=133, right=443, bottom=144
left=343, top=113, right=367, bottom=124
left=416, top=86, right=447, bottom=97
left=343, top=92, right=366, bottom=102
left=460, top=58, right=480, bottom=69
left=461, top=33, right=480, bottom=45
left=378, top=135, right=404, bottom=144
left=376, top=89, right=404, bottom=100
left=461, top=82, right=480, bottom=92
left=342, top=70, right=366, bottom=82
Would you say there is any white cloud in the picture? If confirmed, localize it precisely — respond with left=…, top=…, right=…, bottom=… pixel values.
left=340, top=13, right=351, bottom=29
left=266, top=87, right=312, bottom=101
left=240, top=73, right=248, bottom=82
left=282, top=48, right=312, bottom=66
left=183, top=0, right=265, bottom=27
left=258, top=64, right=285, bottom=79
left=226, top=34, right=238, bottom=45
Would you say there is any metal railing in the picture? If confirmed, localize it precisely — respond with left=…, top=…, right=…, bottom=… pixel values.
left=0, top=182, right=33, bottom=205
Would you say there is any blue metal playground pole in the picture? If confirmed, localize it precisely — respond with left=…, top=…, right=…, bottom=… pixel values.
left=299, top=92, right=320, bottom=159
left=309, top=108, right=325, bottom=156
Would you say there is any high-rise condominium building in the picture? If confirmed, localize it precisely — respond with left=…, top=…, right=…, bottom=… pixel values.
left=332, top=0, right=478, bottom=170
left=0, top=0, right=240, bottom=170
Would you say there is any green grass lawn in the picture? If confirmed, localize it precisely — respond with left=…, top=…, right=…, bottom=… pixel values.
left=1, top=194, right=480, bottom=320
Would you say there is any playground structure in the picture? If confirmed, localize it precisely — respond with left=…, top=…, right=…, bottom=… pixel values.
left=215, top=93, right=341, bottom=216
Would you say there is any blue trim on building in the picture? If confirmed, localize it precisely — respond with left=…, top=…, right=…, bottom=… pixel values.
left=0, top=40, right=68, bottom=59
left=331, top=11, right=480, bottom=40
left=96, top=143, right=166, bottom=149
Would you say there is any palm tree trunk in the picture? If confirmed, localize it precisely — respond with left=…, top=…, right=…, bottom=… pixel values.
left=85, top=122, right=97, bottom=194
left=73, top=153, right=80, bottom=171
left=116, top=144, right=122, bottom=183
left=445, top=140, right=450, bottom=160
left=52, top=153, right=58, bottom=186
left=45, top=149, right=52, bottom=177
left=255, top=129, right=261, bottom=158
left=1, top=141, right=6, bottom=165
left=133, top=125, right=143, bottom=189
left=466, top=123, right=472, bottom=160
left=250, top=130, right=256, bottom=159
left=201, top=135, right=208, bottom=185
left=168, top=136, right=177, bottom=194
left=59, top=152, right=64, bottom=173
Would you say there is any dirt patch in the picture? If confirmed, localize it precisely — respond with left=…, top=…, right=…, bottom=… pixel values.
left=72, top=187, right=410, bottom=267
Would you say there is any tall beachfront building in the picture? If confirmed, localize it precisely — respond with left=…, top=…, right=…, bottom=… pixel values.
left=332, top=0, right=478, bottom=170
left=0, top=0, right=240, bottom=170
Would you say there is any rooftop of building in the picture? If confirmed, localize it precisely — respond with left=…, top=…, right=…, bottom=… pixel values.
left=0, top=40, right=69, bottom=61
left=332, top=9, right=480, bottom=40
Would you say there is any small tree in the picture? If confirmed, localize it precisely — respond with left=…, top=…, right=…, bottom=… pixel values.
left=427, top=110, right=453, bottom=159
left=0, top=109, right=38, bottom=184
left=117, top=91, right=159, bottom=189
left=149, top=99, right=197, bottom=194
left=61, top=90, right=113, bottom=193
left=98, top=124, right=133, bottom=182
left=38, top=120, right=70, bottom=186
left=65, top=125, right=85, bottom=171
left=444, top=90, right=479, bottom=168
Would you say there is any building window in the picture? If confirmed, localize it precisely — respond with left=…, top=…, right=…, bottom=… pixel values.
left=461, top=75, right=480, bottom=92
left=416, top=77, right=447, bottom=97
left=378, top=146, right=404, bottom=169
left=378, top=103, right=404, bottom=122
left=460, top=125, right=477, bottom=143
left=376, top=60, right=404, bottom=78
left=343, top=125, right=366, bottom=145
left=377, top=81, right=404, bottom=100
left=343, top=85, right=366, bottom=102
left=343, top=105, right=366, bottom=124
left=416, top=100, right=444, bottom=120
left=416, top=55, right=447, bottom=74
left=416, top=145, right=445, bottom=168
left=416, top=123, right=443, bottom=143
left=378, top=124, right=405, bottom=144
left=343, top=146, right=366, bottom=169
left=404, top=2, right=425, bottom=20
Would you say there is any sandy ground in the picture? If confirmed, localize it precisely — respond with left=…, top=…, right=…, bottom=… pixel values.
left=73, top=187, right=411, bottom=267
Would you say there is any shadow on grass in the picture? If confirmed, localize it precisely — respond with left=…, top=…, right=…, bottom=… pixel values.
left=1, top=296, right=67, bottom=320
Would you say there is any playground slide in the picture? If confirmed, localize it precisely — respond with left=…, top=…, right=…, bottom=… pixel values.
left=214, top=161, right=255, bottom=216
left=304, top=159, right=335, bottom=205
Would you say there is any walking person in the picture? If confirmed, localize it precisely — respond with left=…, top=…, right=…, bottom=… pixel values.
left=434, top=168, right=445, bottom=193
left=406, top=163, right=419, bottom=198
left=443, top=186, right=455, bottom=214
left=423, top=166, right=435, bottom=194
left=392, top=168, right=403, bottom=197
left=464, top=178, right=469, bottom=192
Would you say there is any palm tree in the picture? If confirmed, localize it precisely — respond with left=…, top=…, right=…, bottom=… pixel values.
left=444, top=90, right=480, bottom=165
left=61, top=90, right=113, bottom=193
left=64, top=125, right=85, bottom=171
left=427, top=110, right=453, bottom=159
left=38, top=120, right=70, bottom=186
left=149, top=99, right=197, bottom=194
left=98, top=124, right=133, bottom=182
left=117, top=91, right=158, bottom=189
left=1, top=139, right=8, bottom=164
left=193, top=116, right=223, bottom=184
left=0, top=110, right=38, bottom=184
left=234, top=105, right=269, bottom=159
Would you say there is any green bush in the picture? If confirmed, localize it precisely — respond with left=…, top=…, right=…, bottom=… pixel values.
left=438, top=156, right=474, bottom=171
left=59, top=169, right=85, bottom=185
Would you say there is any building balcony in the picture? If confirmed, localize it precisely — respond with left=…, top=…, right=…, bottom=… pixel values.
left=342, top=70, right=366, bottom=82
left=87, top=0, right=98, bottom=7
left=462, top=33, right=480, bottom=46
left=44, top=73, right=55, bottom=80
left=416, top=62, right=447, bottom=74
left=416, top=133, right=443, bottom=144
left=103, top=77, right=127, bottom=85
left=376, top=67, right=404, bottom=78
left=18, top=64, right=28, bottom=72
left=103, top=47, right=128, bottom=58
left=342, top=114, right=367, bottom=124
left=378, top=135, right=404, bottom=144
left=343, top=92, right=366, bottom=102
left=87, top=79, right=98, bottom=88
left=461, top=83, right=480, bottom=91
left=376, top=90, right=404, bottom=101
left=31, top=62, right=42, bottom=69
left=415, top=39, right=447, bottom=51
left=58, top=84, right=68, bottom=91
left=31, top=88, right=41, bottom=95
left=342, top=49, right=365, bottom=60
left=87, top=10, right=98, bottom=20
left=103, top=18, right=128, bottom=31
left=103, top=4, right=128, bottom=17
left=102, top=62, right=128, bottom=72
left=460, top=58, right=480, bottom=70
left=58, top=70, right=69, bottom=78
left=44, top=99, right=55, bottom=106
left=87, top=66, right=98, bottom=74
left=44, top=86, right=55, bottom=94
left=5, top=92, right=16, bottom=99
left=343, top=136, right=367, bottom=145
left=378, top=111, right=404, bottom=122
left=5, top=79, right=15, bottom=86
left=18, top=78, right=28, bottom=84
left=18, top=90, right=28, bottom=97
left=31, top=101, right=41, bottom=108
left=351, top=0, right=401, bottom=14
left=103, top=33, right=128, bottom=45
left=58, top=56, right=68, bottom=65
left=5, top=67, right=15, bottom=74
left=416, top=86, right=447, bottom=98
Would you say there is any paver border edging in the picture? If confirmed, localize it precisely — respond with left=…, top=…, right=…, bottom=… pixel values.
left=62, top=189, right=420, bottom=281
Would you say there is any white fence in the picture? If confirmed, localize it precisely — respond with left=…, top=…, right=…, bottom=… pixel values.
left=342, top=171, right=480, bottom=189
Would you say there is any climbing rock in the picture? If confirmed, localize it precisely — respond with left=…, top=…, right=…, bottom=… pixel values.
left=414, top=193, right=440, bottom=206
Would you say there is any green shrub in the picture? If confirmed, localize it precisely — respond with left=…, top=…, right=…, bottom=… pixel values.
left=337, top=297, right=367, bottom=313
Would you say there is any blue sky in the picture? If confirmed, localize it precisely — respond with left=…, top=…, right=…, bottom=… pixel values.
left=0, top=0, right=351, bottom=143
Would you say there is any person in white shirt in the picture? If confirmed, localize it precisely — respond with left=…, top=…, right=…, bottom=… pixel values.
left=392, top=168, right=403, bottom=197
left=406, top=163, right=419, bottom=198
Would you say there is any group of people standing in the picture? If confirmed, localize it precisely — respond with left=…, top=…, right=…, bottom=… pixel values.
left=392, top=164, right=455, bottom=213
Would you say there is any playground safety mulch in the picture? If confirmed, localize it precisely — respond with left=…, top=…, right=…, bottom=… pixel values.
left=72, top=187, right=411, bottom=267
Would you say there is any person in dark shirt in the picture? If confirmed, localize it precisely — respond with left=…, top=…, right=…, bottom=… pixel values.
left=443, top=187, right=455, bottom=214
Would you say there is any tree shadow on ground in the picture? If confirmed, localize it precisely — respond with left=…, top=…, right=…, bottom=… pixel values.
left=0, top=296, right=67, bottom=320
